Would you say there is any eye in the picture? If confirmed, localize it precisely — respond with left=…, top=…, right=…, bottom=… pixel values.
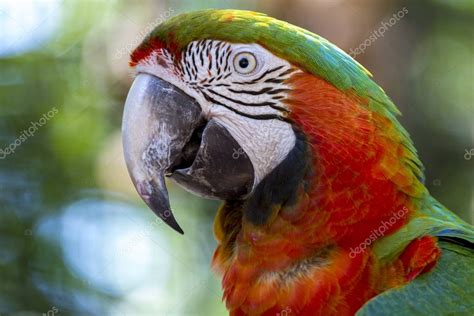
left=233, top=52, right=258, bottom=74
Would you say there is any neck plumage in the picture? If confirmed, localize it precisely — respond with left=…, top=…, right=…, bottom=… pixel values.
left=212, top=72, right=428, bottom=315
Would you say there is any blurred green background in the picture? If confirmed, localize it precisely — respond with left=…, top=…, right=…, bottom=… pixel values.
left=0, top=0, right=472, bottom=315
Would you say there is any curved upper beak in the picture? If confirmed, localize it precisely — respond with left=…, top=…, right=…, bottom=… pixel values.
left=122, top=74, right=254, bottom=234
left=122, top=74, right=203, bottom=234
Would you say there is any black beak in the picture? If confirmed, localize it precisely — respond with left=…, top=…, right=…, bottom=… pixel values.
left=122, top=74, right=254, bottom=234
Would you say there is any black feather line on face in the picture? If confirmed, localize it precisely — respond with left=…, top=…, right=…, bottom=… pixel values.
left=242, top=127, right=313, bottom=226
left=231, top=65, right=285, bottom=85
left=200, top=90, right=290, bottom=122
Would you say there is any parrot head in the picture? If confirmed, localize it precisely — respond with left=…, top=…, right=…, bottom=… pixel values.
left=122, top=11, right=431, bottom=313
left=123, top=10, right=318, bottom=234
left=123, top=9, right=423, bottom=235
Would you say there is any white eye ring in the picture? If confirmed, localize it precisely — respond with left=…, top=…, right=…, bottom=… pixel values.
left=233, top=52, right=258, bottom=75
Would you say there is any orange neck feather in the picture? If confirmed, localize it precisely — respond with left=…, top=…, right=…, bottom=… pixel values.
left=212, top=72, right=432, bottom=315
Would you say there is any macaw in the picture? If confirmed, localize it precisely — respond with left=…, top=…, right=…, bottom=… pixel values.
left=121, top=9, right=474, bottom=316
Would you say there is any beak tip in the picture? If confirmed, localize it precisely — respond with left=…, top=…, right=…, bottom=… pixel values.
left=135, top=179, right=184, bottom=235
left=167, top=220, right=185, bottom=234
left=156, top=207, right=185, bottom=235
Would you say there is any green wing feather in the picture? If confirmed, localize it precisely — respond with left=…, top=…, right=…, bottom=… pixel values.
left=357, top=241, right=474, bottom=316
left=373, top=195, right=474, bottom=264
left=365, top=195, right=474, bottom=315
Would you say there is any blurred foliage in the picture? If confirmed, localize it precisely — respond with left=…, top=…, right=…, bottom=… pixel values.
left=0, top=0, right=472, bottom=315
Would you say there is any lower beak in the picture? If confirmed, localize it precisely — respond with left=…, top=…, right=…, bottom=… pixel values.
left=122, top=74, right=254, bottom=234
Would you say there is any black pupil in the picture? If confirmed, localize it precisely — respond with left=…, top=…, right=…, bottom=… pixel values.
left=239, top=57, right=249, bottom=68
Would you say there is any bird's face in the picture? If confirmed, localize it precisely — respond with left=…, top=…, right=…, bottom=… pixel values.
left=123, top=39, right=308, bottom=233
